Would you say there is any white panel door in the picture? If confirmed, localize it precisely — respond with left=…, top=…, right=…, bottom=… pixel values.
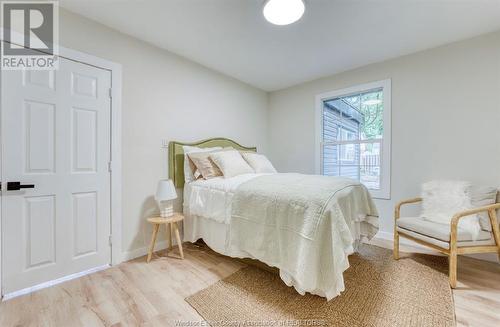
left=1, top=56, right=112, bottom=294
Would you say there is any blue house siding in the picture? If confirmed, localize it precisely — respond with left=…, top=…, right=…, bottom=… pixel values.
left=322, top=99, right=363, bottom=180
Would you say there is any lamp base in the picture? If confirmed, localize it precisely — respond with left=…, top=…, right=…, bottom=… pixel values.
left=160, top=203, right=174, bottom=218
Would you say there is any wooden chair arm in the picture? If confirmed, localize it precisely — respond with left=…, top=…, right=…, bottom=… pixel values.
left=451, top=203, right=500, bottom=224
left=394, top=197, right=422, bottom=220
left=450, top=203, right=500, bottom=244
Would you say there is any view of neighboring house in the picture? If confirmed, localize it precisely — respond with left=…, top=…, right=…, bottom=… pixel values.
left=322, top=89, right=382, bottom=190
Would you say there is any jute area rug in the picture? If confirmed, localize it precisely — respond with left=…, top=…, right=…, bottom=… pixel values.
left=186, top=245, right=455, bottom=327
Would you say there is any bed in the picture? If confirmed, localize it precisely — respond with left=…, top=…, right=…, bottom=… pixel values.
left=169, top=138, right=379, bottom=300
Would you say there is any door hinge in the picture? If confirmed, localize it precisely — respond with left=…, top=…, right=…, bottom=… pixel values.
left=108, top=88, right=112, bottom=99
left=109, top=235, right=112, bottom=246
left=108, top=161, right=112, bottom=172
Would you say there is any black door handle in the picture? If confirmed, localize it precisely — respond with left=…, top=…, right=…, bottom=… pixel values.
left=7, top=182, right=35, bottom=191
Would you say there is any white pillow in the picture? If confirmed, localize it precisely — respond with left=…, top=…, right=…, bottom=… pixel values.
left=420, top=180, right=481, bottom=240
left=471, top=186, right=498, bottom=231
left=182, top=146, right=222, bottom=182
left=241, top=152, right=277, bottom=174
left=209, top=150, right=254, bottom=178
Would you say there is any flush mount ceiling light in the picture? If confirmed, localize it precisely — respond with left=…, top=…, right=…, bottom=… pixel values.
left=263, top=0, right=305, bottom=26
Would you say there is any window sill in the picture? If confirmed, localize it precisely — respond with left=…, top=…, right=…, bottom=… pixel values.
left=369, top=190, right=390, bottom=200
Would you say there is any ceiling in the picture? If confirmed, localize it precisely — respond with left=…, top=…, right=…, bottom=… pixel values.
left=59, top=0, right=500, bottom=91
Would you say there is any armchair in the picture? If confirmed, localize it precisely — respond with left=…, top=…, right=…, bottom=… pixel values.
left=394, top=197, right=500, bottom=288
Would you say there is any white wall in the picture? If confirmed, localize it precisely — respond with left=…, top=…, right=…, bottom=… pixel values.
left=59, top=8, right=500, bottom=259
left=268, top=31, right=500, bottom=234
left=59, top=9, right=268, bottom=256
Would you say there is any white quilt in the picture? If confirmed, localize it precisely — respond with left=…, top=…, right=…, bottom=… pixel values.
left=183, top=173, right=379, bottom=300
left=183, top=173, right=269, bottom=223
left=227, top=173, right=379, bottom=300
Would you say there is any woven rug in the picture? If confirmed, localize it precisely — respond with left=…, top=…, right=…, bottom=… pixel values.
left=186, top=245, right=455, bottom=327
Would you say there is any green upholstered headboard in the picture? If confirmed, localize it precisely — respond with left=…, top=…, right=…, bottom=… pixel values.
left=168, top=138, right=257, bottom=188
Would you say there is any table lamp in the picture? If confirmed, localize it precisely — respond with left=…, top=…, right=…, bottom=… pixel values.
left=155, top=179, right=177, bottom=217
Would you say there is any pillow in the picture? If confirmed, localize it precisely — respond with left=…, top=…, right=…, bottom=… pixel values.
left=187, top=148, right=234, bottom=180
left=187, top=151, right=222, bottom=180
left=471, top=186, right=498, bottom=231
left=209, top=150, right=254, bottom=178
left=182, top=146, right=222, bottom=182
left=420, top=180, right=481, bottom=240
left=241, top=152, right=277, bottom=173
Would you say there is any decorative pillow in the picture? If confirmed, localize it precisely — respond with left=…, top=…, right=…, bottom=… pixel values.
left=241, top=152, right=277, bottom=173
left=471, top=186, right=498, bottom=231
left=187, top=151, right=222, bottom=180
left=420, top=180, right=481, bottom=240
left=182, top=146, right=222, bottom=182
left=209, top=150, right=254, bottom=178
left=187, top=148, right=233, bottom=180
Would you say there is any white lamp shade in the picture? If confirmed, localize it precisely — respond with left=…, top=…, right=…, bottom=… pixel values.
left=155, top=179, right=177, bottom=201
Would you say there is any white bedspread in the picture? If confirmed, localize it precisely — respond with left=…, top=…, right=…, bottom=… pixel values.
left=183, top=173, right=379, bottom=300
left=184, top=173, right=268, bottom=223
left=227, top=173, right=378, bottom=300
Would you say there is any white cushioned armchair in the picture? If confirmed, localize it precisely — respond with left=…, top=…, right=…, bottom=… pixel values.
left=393, top=192, right=500, bottom=288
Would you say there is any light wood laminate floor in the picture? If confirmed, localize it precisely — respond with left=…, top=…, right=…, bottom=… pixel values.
left=0, top=243, right=499, bottom=327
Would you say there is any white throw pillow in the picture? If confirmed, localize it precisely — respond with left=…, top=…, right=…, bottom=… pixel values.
left=471, top=186, right=498, bottom=231
left=182, top=146, right=222, bottom=182
left=421, top=180, right=481, bottom=240
left=209, top=150, right=254, bottom=178
left=241, top=152, right=277, bottom=174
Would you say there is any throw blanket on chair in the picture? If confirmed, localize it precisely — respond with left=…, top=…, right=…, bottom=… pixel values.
left=227, top=173, right=379, bottom=300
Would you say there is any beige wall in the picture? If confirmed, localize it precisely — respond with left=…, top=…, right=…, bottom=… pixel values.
left=59, top=9, right=268, bottom=256
left=268, top=31, right=500, bottom=234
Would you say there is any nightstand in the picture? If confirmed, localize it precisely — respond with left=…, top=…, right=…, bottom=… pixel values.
left=146, top=212, right=184, bottom=262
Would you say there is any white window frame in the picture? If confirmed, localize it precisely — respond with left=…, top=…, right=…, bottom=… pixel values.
left=315, top=79, right=391, bottom=199
left=339, top=129, right=356, bottom=162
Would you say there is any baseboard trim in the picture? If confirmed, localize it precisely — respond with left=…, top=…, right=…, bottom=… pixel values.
left=121, top=239, right=175, bottom=262
left=2, top=265, right=110, bottom=301
left=367, top=231, right=440, bottom=255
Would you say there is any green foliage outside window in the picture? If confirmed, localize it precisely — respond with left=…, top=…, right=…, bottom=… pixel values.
left=344, top=89, right=383, bottom=140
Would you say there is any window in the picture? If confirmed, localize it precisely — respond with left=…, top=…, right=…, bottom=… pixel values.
left=315, top=80, right=391, bottom=199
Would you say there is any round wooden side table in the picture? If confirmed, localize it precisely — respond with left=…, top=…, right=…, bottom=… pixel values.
left=146, top=213, right=184, bottom=262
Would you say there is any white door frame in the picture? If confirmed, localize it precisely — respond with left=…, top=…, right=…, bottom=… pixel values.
left=0, top=29, right=123, bottom=298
